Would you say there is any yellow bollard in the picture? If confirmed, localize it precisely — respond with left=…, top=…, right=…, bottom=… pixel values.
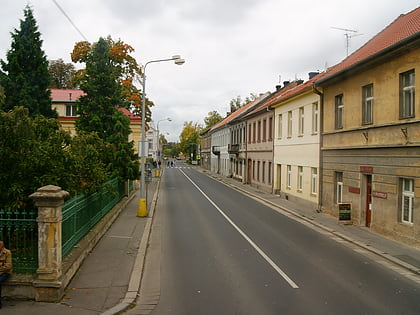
left=137, top=198, right=147, bottom=217
left=155, top=169, right=159, bottom=177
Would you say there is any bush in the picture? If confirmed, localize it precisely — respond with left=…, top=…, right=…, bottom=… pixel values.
left=0, top=107, right=111, bottom=210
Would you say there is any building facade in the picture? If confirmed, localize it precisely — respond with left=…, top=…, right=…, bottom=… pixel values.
left=51, top=88, right=142, bottom=154
left=316, top=7, right=420, bottom=246
left=271, top=75, right=321, bottom=210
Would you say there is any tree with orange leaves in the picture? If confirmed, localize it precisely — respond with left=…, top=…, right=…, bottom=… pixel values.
left=71, top=36, right=153, bottom=124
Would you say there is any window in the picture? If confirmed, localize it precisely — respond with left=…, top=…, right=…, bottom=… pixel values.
left=362, top=84, right=374, bottom=125
left=262, top=161, right=266, bottom=183
left=287, top=165, right=292, bottom=188
left=268, top=117, right=273, bottom=141
left=335, top=94, right=344, bottom=129
left=257, top=121, right=261, bottom=142
left=278, top=114, right=283, bottom=139
left=248, top=124, right=252, bottom=143
left=400, top=70, right=415, bottom=119
left=257, top=161, right=260, bottom=181
left=268, top=162, right=272, bottom=184
left=298, top=107, right=304, bottom=136
left=312, top=102, right=318, bottom=134
left=336, top=172, right=343, bottom=203
left=297, top=166, right=303, bottom=191
left=66, top=105, right=77, bottom=117
left=262, top=119, right=267, bottom=142
left=287, top=111, right=293, bottom=137
left=311, top=167, right=318, bottom=195
left=401, top=178, right=414, bottom=224
left=253, top=122, right=256, bottom=143
left=253, top=160, right=256, bottom=179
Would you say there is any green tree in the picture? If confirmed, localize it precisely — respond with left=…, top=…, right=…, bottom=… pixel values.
left=0, top=5, right=56, bottom=118
left=0, top=107, right=109, bottom=210
left=0, top=86, right=5, bottom=106
left=75, top=37, right=138, bottom=180
left=228, top=93, right=257, bottom=112
left=203, top=110, right=223, bottom=129
left=179, top=121, right=202, bottom=160
left=48, top=58, right=76, bottom=89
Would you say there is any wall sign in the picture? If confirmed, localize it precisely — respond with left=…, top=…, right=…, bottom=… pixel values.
left=373, top=191, right=387, bottom=199
left=360, top=166, right=373, bottom=173
left=349, top=187, right=360, bottom=194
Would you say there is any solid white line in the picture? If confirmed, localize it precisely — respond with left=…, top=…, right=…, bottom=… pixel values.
left=179, top=169, right=299, bottom=289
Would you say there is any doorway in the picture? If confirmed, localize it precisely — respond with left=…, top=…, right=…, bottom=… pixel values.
left=365, top=175, right=372, bottom=227
left=247, top=159, right=252, bottom=184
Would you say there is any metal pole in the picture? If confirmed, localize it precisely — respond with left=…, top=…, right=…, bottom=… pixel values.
left=138, top=70, right=147, bottom=216
left=137, top=56, right=184, bottom=217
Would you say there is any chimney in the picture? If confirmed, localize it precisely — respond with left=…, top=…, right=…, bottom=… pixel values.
left=283, top=81, right=290, bottom=87
left=69, top=93, right=72, bottom=101
left=275, top=85, right=282, bottom=91
left=297, top=79, right=304, bottom=85
left=308, top=72, right=319, bottom=80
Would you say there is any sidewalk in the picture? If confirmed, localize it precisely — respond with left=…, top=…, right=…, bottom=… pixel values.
left=203, top=169, right=420, bottom=279
left=2, top=166, right=419, bottom=313
left=2, top=175, right=160, bottom=315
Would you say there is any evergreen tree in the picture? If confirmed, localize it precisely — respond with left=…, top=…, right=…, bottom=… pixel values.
left=0, top=5, right=56, bottom=118
left=76, top=37, right=138, bottom=180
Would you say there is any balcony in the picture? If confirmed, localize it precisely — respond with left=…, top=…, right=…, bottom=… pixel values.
left=212, top=146, right=221, bottom=155
left=228, top=144, right=239, bottom=154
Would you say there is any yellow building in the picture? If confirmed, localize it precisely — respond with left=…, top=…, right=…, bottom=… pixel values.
left=51, top=89, right=142, bottom=154
left=315, top=7, right=420, bottom=246
left=269, top=75, right=322, bottom=210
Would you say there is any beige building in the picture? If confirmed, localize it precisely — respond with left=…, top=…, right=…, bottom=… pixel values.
left=51, top=89, right=142, bottom=154
left=315, top=7, right=420, bottom=246
left=270, top=75, right=322, bottom=210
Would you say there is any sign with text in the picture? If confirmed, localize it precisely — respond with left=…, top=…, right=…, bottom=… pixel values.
left=360, top=166, right=373, bottom=173
left=338, top=203, right=352, bottom=220
left=373, top=191, right=387, bottom=199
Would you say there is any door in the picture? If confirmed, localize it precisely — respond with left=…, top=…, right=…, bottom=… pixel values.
left=276, top=164, right=282, bottom=193
left=247, top=159, right=252, bottom=184
left=365, top=175, right=372, bottom=227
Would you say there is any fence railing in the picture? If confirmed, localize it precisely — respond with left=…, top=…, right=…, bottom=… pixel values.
left=62, top=178, right=126, bottom=257
left=0, top=208, right=38, bottom=274
left=0, top=178, right=129, bottom=274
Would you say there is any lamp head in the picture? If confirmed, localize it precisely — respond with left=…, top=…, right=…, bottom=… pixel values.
left=172, top=55, right=185, bottom=65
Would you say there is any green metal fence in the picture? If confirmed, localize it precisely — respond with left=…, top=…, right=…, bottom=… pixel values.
left=0, top=207, right=38, bottom=274
left=62, top=178, right=126, bottom=257
left=0, top=178, right=128, bottom=273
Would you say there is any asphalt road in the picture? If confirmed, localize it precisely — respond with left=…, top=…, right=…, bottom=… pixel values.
left=144, top=163, right=420, bottom=315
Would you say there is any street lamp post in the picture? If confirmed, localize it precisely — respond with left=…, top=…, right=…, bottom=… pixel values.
left=156, top=117, right=172, bottom=165
left=138, top=55, right=185, bottom=217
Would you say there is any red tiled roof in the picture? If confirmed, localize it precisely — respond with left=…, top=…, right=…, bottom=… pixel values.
left=247, top=81, right=305, bottom=113
left=50, top=88, right=85, bottom=102
left=118, top=107, right=141, bottom=121
left=317, top=6, right=420, bottom=84
left=50, top=88, right=141, bottom=121
left=210, top=93, right=269, bottom=131
left=265, top=73, right=324, bottom=107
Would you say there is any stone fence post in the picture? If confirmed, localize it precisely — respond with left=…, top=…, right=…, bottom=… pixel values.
left=29, top=185, right=69, bottom=302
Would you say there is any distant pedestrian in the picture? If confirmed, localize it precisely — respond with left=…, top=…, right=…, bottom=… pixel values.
left=0, top=241, right=12, bottom=309
left=158, top=160, right=161, bottom=169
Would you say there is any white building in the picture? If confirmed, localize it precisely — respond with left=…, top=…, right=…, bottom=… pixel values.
left=270, top=74, right=322, bottom=210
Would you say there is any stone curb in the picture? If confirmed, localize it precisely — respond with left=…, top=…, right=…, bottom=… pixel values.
left=210, top=174, right=420, bottom=277
left=101, top=175, right=162, bottom=315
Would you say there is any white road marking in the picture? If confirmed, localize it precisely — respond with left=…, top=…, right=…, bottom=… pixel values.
left=179, top=169, right=299, bottom=289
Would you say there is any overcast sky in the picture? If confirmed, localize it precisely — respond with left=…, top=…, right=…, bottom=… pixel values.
left=2, top=1, right=419, bottom=141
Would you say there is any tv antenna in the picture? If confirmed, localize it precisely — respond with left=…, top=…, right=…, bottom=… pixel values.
left=331, top=26, right=363, bottom=56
